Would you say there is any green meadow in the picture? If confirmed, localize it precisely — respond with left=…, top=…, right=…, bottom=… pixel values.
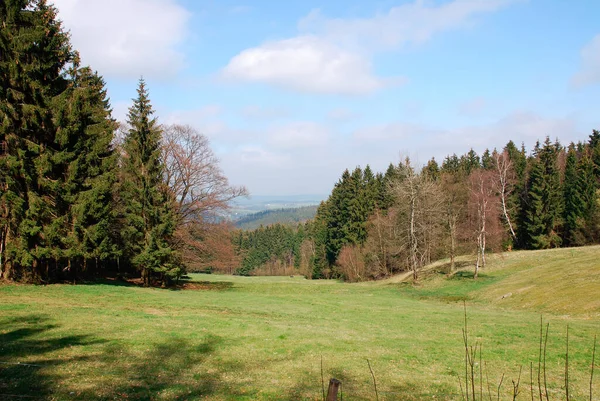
left=1, top=246, right=599, bottom=400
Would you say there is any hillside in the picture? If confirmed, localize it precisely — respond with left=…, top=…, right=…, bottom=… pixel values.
left=390, top=245, right=600, bottom=316
left=234, top=205, right=318, bottom=230
left=1, top=249, right=599, bottom=400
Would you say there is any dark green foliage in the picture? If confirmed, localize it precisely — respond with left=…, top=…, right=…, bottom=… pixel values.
left=0, top=0, right=118, bottom=281
left=234, top=223, right=299, bottom=276
left=563, top=146, right=598, bottom=245
left=522, top=139, right=563, bottom=249
left=53, top=58, right=119, bottom=272
left=481, top=149, right=495, bottom=170
left=119, top=80, right=181, bottom=286
left=460, top=148, right=481, bottom=174
left=423, top=157, right=440, bottom=180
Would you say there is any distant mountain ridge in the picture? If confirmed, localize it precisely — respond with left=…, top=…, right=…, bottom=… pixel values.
left=234, top=205, right=318, bottom=230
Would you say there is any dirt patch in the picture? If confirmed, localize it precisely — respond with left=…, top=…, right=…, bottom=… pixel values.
left=181, top=281, right=234, bottom=291
left=144, top=308, right=166, bottom=316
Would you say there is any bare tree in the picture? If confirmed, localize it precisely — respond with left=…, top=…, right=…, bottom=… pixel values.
left=441, top=172, right=468, bottom=273
left=468, top=170, right=501, bottom=278
left=161, top=124, right=248, bottom=224
left=391, top=158, right=444, bottom=280
left=493, top=150, right=517, bottom=242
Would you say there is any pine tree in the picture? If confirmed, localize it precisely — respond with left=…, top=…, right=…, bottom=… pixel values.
left=523, top=138, right=563, bottom=249
left=53, top=57, right=119, bottom=275
left=423, top=157, right=440, bottom=180
left=563, top=146, right=581, bottom=245
left=120, top=79, right=181, bottom=286
left=481, top=149, right=495, bottom=170
left=0, top=0, right=72, bottom=280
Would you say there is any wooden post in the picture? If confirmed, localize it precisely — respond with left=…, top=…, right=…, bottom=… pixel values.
left=326, top=378, right=341, bottom=401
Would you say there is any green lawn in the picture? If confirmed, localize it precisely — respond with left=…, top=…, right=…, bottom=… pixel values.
left=0, top=247, right=599, bottom=400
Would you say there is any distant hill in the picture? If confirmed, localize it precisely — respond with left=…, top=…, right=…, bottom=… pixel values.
left=234, top=205, right=318, bottom=230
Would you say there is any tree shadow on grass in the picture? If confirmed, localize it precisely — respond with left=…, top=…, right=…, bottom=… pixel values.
left=0, top=315, right=106, bottom=399
left=0, top=315, right=252, bottom=400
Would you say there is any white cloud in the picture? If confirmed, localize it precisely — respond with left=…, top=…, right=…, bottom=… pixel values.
left=51, top=0, right=190, bottom=79
left=267, top=122, right=330, bottom=149
left=222, top=36, right=396, bottom=95
left=571, top=34, right=600, bottom=88
left=222, top=0, right=518, bottom=95
left=299, top=0, right=521, bottom=51
left=327, top=108, right=360, bottom=121
left=242, top=105, right=289, bottom=120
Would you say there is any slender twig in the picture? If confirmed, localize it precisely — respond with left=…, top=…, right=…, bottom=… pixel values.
left=565, top=325, right=570, bottom=401
left=497, top=373, right=505, bottom=401
left=480, top=344, right=483, bottom=401
left=485, top=362, right=493, bottom=401
left=367, top=359, right=379, bottom=401
left=543, top=322, right=549, bottom=401
left=530, top=362, right=534, bottom=401
left=321, top=354, right=325, bottom=401
left=538, top=316, right=543, bottom=401
left=591, top=334, right=597, bottom=401
left=512, top=366, right=522, bottom=401
left=464, top=301, right=470, bottom=401
left=459, top=374, right=467, bottom=401
left=471, top=344, right=477, bottom=400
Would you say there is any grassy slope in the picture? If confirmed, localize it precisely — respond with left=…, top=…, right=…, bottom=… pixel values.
left=397, top=245, right=600, bottom=317
left=0, top=247, right=598, bottom=400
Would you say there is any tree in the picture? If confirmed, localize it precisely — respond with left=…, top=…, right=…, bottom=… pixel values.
left=52, top=57, right=119, bottom=276
left=161, top=124, right=247, bottom=225
left=563, top=146, right=597, bottom=245
left=467, top=170, right=501, bottom=278
left=0, top=0, right=71, bottom=280
left=391, top=158, right=443, bottom=280
left=493, top=149, right=517, bottom=243
left=522, top=139, right=564, bottom=249
left=120, top=79, right=181, bottom=286
left=440, top=170, right=468, bottom=272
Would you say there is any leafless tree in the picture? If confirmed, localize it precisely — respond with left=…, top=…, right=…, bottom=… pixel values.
left=468, top=170, right=501, bottom=278
left=493, top=150, right=517, bottom=242
left=391, top=158, right=444, bottom=280
left=441, top=172, right=468, bottom=273
left=161, top=124, right=248, bottom=225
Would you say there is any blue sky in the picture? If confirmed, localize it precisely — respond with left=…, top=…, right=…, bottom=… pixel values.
left=51, top=0, right=600, bottom=196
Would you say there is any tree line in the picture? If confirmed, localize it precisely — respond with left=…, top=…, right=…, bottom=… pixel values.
left=0, top=0, right=245, bottom=285
left=235, top=135, right=600, bottom=281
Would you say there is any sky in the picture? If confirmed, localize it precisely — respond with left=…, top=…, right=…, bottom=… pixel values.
left=50, top=0, right=600, bottom=197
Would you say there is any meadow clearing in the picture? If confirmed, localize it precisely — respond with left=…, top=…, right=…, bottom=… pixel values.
left=1, top=246, right=599, bottom=400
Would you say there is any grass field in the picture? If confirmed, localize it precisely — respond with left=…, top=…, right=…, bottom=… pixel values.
left=1, top=246, right=599, bottom=400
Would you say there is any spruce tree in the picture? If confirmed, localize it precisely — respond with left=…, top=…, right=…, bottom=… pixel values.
left=0, top=0, right=72, bottom=280
left=523, top=138, right=563, bottom=249
left=563, top=146, right=582, bottom=245
left=120, top=79, right=181, bottom=286
left=53, top=58, right=119, bottom=274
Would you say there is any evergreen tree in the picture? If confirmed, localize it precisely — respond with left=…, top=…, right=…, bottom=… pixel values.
left=481, top=149, right=495, bottom=170
left=52, top=57, right=119, bottom=275
left=0, top=0, right=72, bottom=280
left=563, top=146, right=581, bottom=245
left=522, top=138, right=563, bottom=249
left=423, top=157, right=440, bottom=180
left=564, top=146, right=598, bottom=245
left=120, top=79, right=181, bottom=286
